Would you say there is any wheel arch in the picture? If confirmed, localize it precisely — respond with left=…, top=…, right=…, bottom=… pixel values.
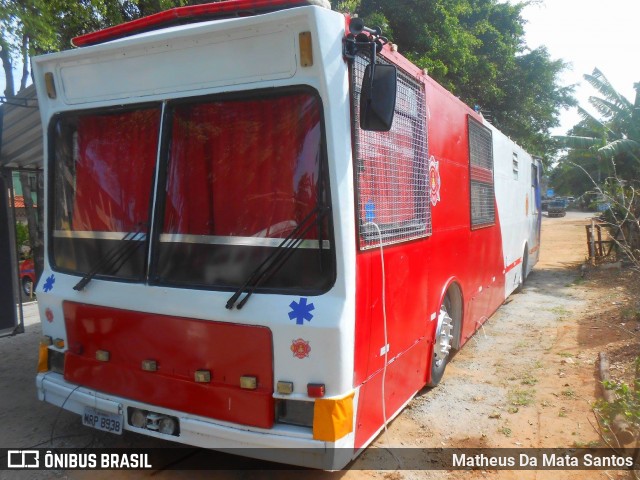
left=436, top=278, right=464, bottom=351
left=521, top=241, right=530, bottom=278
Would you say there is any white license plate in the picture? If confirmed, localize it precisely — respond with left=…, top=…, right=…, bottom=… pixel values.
left=82, top=407, right=124, bottom=435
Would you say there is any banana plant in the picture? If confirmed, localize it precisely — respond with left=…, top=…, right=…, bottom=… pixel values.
left=555, top=69, right=640, bottom=169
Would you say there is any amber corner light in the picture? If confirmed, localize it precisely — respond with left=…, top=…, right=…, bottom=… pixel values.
left=44, top=72, right=57, bottom=99
left=299, top=31, right=313, bottom=67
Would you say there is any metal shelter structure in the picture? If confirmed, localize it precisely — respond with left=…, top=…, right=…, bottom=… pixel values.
left=0, top=85, right=43, bottom=336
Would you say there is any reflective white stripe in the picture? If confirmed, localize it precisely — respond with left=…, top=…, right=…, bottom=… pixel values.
left=53, top=230, right=330, bottom=249
left=159, top=233, right=330, bottom=249
left=53, top=230, right=146, bottom=241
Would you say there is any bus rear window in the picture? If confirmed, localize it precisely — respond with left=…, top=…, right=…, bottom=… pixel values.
left=153, top=90, right=334, bottom=292
left=51, top=107, right=161, bottom=279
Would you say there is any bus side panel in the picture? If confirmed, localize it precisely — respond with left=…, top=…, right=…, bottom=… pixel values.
left=492, top=128, right=538, bottom=296
left=423, top=79, right=506, bottom=350
left=353, top=242, right=430, bottom=449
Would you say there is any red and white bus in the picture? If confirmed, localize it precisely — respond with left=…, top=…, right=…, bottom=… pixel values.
left=33, top=0, right=541, bottom=469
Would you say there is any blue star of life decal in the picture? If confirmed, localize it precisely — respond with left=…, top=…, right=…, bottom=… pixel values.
left=43, top=274, right=55, bottom=293
left=288, top=297, right=315, bottom=325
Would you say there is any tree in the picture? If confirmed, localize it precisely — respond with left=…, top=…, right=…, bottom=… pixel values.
left=0, top=0, right=58, bottom=98
left=1, top=0, right=193, bottom=100
left=555, top=69, right=640, bottom=177
left=335, top=0, right=575, bottom=164
left=554, top=71, right=640, bottom=267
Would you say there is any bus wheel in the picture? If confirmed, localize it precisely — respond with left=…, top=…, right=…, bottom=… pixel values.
left=515, top=247, right=528, bottom=293
left=428, top=295, right=454, bottom=387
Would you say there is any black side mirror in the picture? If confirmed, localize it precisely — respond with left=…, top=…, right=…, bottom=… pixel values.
left=360, top=63, right=397, bottom=131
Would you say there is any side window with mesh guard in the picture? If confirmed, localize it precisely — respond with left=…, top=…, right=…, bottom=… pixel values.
left=468, top=117, right=495, bottom=229
left=352, top=55, right=430, bottom=250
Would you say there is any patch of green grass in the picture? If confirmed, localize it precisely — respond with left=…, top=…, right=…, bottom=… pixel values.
left=573, top=440, right=600, bottom=448
left=521, top=373, right=538, bottom=386
left=558, top=352, right=574, bottom=358
left=499, top=427, right=512, bottom=437
left=561, top=389, right=576, bottom=398
left=509, top=388, right=535, bottom=406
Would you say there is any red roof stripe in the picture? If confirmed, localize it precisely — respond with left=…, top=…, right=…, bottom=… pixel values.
left=72, top=0, right=320, bottom=47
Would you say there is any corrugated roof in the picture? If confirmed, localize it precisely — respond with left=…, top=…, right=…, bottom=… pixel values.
left=0, top=85, right=43, bottom=169
left=8, top=195, right=37, bottom=209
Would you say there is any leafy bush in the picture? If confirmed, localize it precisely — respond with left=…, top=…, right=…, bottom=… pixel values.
left=15, top=222, right=30, bottom=257
left=595, top=357, right=640, bottom=442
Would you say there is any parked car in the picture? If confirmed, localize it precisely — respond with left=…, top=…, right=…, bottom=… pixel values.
left=547, top=199, right=567, bottom=217
left=19, top=258, right=36, bottom=296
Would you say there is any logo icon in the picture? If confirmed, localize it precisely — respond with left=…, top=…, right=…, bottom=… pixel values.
left=290, top=338, right=311, bottom=359
left=45, top=308, right=54, bottom=323
left=429, top=155, right=441, bottom=207
left=288, top=297, right=315, bottom=325
left=8, top=450, right=39, bottom=468
left=43, top=274, right=55, bottom=293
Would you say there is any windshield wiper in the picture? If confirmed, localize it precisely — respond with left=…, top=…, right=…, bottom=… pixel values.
left=73, top=223, right=147, bottom=291
left=225, top=206, right=330, bottom=310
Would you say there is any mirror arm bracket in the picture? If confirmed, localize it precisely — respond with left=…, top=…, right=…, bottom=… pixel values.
left=342, top=18, right=388, bottom=67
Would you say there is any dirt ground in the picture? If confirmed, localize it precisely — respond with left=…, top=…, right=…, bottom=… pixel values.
left=1, top=210, right=638, bottom=479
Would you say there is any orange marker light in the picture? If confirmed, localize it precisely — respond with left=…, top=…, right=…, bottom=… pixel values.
left=277, top=381, right=294, bottom=395
left=44, top=72, right=57, bottom=99
left=194, top=370, right=211, bottom=383
left=240, top=376, right=257, bottom=390
left=299, top=32, right=313, bottom=67
left=95, top=350, right=110, bottom=362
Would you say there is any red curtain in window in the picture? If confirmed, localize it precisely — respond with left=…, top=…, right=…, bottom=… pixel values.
left=358, top=114, right=416, bottom=225
left=164, top=93, right=321, bottom=238
left=72, top=109, right=161, bottom=232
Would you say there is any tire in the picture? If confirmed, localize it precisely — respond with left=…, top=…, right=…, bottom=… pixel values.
left=514, top=248, right=528, bottom=293
left=428, top=294, right=455, bottom=387
left=22, top=277, right=33, bottom=297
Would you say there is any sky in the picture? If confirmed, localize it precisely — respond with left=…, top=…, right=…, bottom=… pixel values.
left=517, top=0, right=640, bottom=135
left=2, top=0, right=639, bottom=135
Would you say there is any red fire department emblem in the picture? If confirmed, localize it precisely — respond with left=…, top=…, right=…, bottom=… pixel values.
left=45, top=308, right=54, bottom=323
left=290, top=338, right=311, bottom=359
left=429, top=155, right=441, bottom=206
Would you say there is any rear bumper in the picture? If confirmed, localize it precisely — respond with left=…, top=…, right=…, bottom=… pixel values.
left=36, top=372, right=355, bottom=469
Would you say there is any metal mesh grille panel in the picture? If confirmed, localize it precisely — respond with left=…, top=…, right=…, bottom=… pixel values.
left=352, top=55, right=430, bottom=249
left=468, top=117, right=495, bottom=228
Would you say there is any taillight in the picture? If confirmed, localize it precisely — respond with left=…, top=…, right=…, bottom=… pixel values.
left=307, top=383, right=325, bottom=398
